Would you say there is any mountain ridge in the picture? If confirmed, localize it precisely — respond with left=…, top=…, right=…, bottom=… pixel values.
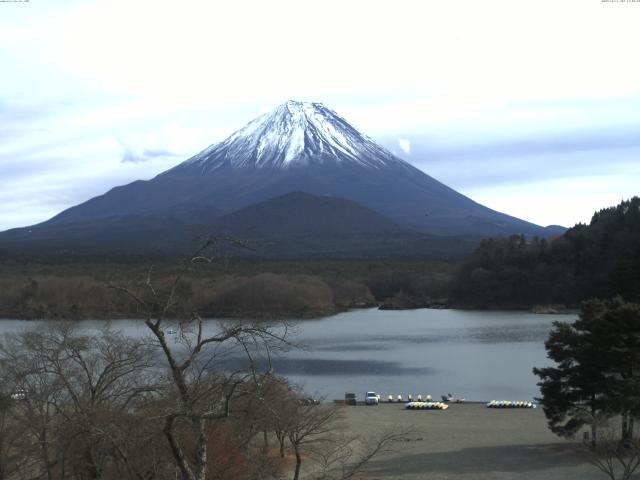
left=0, top=100, right=565, bottom=256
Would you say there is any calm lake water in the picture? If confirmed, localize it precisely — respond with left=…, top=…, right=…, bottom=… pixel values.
left=0, top=308, right=574, bottom=402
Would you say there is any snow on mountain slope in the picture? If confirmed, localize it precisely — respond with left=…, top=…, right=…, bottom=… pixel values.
left=172, top=100, right=410, bottom=173
left=5, top=99, right=560, bottom=246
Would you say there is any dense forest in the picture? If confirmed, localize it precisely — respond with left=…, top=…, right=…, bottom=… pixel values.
left=453, top=197, right=640, bottom=308
left=0, top=257, right=454, bottom=320
left=1, top=198, right=638, bottom=319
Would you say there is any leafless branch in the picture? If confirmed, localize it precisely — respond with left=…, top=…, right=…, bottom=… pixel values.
left=584, top=426, right=640, bottom=480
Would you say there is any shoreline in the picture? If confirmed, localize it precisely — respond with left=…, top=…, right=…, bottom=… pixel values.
left=0, top=304, right=579, bottom=322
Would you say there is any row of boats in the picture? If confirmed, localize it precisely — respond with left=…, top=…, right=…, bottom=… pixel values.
left=486, top=400, right=537, bottom=409
left=387, top=394, right=434, bottom=403
left=386, top=393, right=464, bottom=403
left=405, top=401, right=449, bottom=410
left=403, top=400, right=538, bottom=410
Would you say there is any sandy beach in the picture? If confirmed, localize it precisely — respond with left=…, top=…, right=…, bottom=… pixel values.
left=338, top=403, right=609, bottom=480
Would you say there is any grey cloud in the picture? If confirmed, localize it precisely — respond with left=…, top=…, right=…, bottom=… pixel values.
left=121, top=147, right=181, bottom=163
left=388, top=126, right=640, bottom=162
left=471, top=129, right=638, bottom=158
left=420, top=148, right=638, bottom=190
left=0, top=126, right=50, bottom=142
left=377, top=125, right=640, bottom=189
left=0, top=100, right=47, bottom=123
left=0, top=98, right=62, bottom=142
left=0, top=97, right=73, bottom=125
left=0, top=158, right=48, bottom=179
left=0, top=133, right=92, bottom=180
left=505, top=96, right=640, bottom=110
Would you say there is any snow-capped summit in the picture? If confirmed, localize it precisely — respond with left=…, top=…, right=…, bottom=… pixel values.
left=3, top=100, right=561, bottom=252
left=173, top=100, right=408, bottom=173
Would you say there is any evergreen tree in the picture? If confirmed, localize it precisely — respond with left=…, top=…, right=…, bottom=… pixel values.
left=534, top=297, right=640, bottom=444
left=454, top=197, right=640, bottom=307
left=587, top=298, right=640, bottom=441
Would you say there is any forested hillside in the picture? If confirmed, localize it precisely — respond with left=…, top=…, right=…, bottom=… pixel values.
left=453, top=197, right=640, bottom=308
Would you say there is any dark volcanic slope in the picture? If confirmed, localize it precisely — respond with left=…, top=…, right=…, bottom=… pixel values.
left=0, top=100, right=562, bottom=256
left=0, top=215, right=194, bottom=253
left=208, top=191, right=476, bottom=259
left=0, top=192, right=476, bottom=258
left=42, top=160, right=542, bottom=237
left=212, top=191, right=406, bottom=238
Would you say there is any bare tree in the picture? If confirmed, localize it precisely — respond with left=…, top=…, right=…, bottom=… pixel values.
left=285, top=402, right=342, bottom=480
left=251, top=375, right=300, bottom=459
left=277, top=395, right=413, bottom=480
left=585, top=425, right=640, bottom=480
left=0, top=323, right=163, bottom=480
left=111, top=238, right=292, bottom=480
left=310, top=428, right=413, bottom=480
left=1, top=327, right=67, bottom=480
left=0, top=389, right=32, bottom=480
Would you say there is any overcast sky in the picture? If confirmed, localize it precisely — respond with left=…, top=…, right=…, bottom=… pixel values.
left=1, top=0, right=639, bottom=231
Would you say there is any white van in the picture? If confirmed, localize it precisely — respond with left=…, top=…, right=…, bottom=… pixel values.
left=365, top=391, right=380, bottom=405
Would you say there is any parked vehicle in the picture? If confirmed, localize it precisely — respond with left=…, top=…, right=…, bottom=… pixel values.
left=365, top=391, right=380, bottom=405
left=10, top=389, right=26, bottom=400
left=345, top=392, right=357, bottom=405
left=442, top=393, right=465, bottom=403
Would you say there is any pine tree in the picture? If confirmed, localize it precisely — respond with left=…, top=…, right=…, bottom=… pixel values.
left=534, top=297, right=640, bottom=445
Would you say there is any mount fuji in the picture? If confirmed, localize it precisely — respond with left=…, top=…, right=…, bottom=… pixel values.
left=0, top=101, right=563, bottom=257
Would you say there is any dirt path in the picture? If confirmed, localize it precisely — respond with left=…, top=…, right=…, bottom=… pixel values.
left=337, top=403, right=609, bottom=480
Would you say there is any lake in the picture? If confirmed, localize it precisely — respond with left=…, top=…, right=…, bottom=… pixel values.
left=0, top=308, right=573, bottom=402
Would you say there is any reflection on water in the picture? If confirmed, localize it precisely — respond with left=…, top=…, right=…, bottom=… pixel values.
left=273, top=357, right=434, bottom=376
left=311, top=323, right=553, bottom=348
left=272, top=308, right=572, bottom=401
left=218, top=356, right=436, bottom=376
left=315, top=342, right=394, bottom=352
left=0, top=308, right=574, bottom=402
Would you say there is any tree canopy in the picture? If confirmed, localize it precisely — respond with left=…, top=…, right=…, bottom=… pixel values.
left=454, top=197, right=640, bottom=308
left=534, top=297, right=640, bottom=444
